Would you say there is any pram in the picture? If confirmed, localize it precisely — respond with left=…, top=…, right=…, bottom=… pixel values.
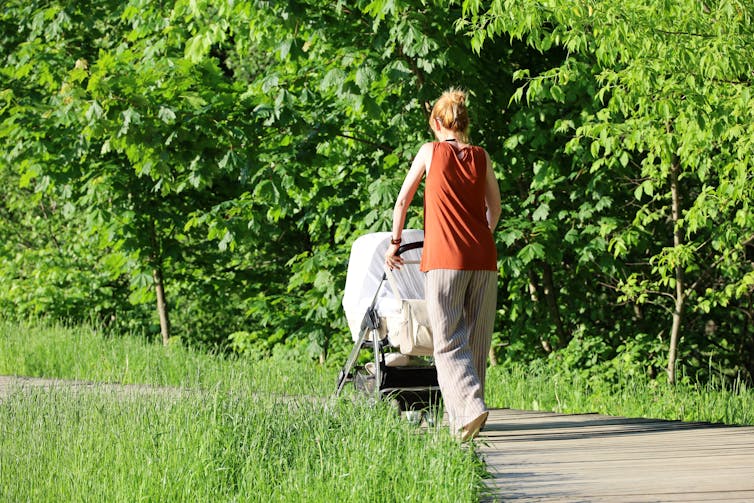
left=335, top=230, right=441, bottom=415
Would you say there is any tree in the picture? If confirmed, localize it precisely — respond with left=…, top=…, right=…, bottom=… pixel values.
left=461, top=0, right=754, bottom=382
left=4, top=0, right=754, bottom=384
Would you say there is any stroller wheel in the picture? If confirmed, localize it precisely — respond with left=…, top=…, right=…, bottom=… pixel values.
left=405, top=410, right=423, bottom=425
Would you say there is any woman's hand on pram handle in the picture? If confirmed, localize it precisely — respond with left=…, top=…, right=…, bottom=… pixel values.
left=385, top=243, right=405, bottom=270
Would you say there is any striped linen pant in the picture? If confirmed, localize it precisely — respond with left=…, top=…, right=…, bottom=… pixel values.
left=425, top=269, right=497, bottom=431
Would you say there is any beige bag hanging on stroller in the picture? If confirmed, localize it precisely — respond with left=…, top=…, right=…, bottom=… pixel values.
left=385, top=268, right=433, bottom=356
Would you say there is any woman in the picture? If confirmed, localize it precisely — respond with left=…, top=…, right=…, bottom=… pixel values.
left=385, top=88, right=501, bottom=441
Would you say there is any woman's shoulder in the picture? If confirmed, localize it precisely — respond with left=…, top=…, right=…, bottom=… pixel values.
left=418, top=142, right=436, bottom=155
left=412, top=142, right=435, bottom=170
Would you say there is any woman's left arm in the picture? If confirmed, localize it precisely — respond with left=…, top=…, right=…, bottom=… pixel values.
left=483, top=150, right=502, bottom=231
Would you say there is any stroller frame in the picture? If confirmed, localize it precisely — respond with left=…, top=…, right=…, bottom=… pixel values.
left=335, top=241, right=441, bottom=412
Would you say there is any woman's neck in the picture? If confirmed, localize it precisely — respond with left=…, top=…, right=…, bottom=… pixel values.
left=434, top=125, right=465, bottom=144
left=439, top=135, right=467, bottom=147
left=437, top=131, right=458, bottom=142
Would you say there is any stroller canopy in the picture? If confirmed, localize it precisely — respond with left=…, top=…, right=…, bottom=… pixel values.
left=342, top=230, right=424, bottom=341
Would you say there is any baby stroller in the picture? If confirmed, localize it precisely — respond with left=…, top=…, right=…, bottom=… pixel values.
left=335, top=230, right=441, bottom=416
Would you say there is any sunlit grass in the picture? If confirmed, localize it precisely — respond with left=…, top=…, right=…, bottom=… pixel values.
left=4, top=318, right=753, bottom=502
left=485, top=363, right=754, bottom=426
left=0, top=320, right=487, bottom=502
left=0, top=319, right=331, bottom=396
left=0, top=386, right=486, bottom=502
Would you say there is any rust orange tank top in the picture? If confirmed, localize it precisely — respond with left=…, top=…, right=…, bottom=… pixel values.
left=420, top=142, right=497, bottom=272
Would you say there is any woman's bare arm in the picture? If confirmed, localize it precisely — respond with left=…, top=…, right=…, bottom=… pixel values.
left=483, top=150, right=501, bottom=231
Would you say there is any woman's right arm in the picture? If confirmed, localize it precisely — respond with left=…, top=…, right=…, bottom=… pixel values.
left=391, top=143, right=431, bottom=237
left=385, top=142, right=432, bottom=269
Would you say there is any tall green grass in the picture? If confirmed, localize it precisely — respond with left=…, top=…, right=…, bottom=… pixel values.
left=0, top=320, right=488, bottom=502
left=0, top=388, right=484, bottom=502
left=485, top=362, right=754, bottom=426
left=0, top=319, right=330, bottom=396
left=4, top=319, right=753, bottom=501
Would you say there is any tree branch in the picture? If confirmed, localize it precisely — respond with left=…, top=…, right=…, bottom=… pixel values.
left=654, top=28, right=714, bottom=39
left=336, top=132, right=394, bottom=153
left=38, top=201, right=62, bottom=251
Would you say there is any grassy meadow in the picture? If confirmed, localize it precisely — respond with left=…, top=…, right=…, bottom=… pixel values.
left=2, top=320, right=753, bottom=502
left=0, top=321, right=486, bottom=502
left=485, top=362, right=754, bottom=426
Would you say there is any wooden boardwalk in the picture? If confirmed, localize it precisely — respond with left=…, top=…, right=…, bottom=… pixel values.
left=478, top=408, right=754, bottom=502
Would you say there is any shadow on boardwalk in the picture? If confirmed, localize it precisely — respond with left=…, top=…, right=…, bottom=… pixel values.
left=484, top=413, right=726, bottom=442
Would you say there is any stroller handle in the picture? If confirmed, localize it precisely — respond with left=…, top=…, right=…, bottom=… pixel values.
left=395, top=241, right=423, bottom=257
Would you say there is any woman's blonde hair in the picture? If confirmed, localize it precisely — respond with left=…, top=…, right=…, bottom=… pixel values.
left=429, top=88, right=470, bottom=143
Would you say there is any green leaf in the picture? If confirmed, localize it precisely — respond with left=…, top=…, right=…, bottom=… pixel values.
left=518, top=243, right=545, bottom=265
left=590, top=141, right=600, bottom=158
left=532, top=203, right=550, bottom=221
left=158, top=106, right=176, bottom=124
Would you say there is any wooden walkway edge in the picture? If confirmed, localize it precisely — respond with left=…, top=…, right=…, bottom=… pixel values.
left=477, top=408, right=754, bottom=502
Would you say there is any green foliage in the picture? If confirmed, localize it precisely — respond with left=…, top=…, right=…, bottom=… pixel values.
left=0, top=0, right=516, bottom=358
left=2, top=0, right=754, bottom=384
left=459, top=0, right=754, bottom=382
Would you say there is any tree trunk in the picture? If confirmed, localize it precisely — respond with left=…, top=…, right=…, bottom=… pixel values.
left=528, top=269, right=539, bottom=302
left=528, top=269, right=553, bottom=353
left=743, top=296, right=754, bottom=381
left=542, top=262, right=569, bottom=348
left=153, top=267, right=171, bottom=346
left=667, top=157, right=684, bottom=385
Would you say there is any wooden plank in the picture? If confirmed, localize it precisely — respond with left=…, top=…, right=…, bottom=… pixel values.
left=478, top=409, right=754, bottom=502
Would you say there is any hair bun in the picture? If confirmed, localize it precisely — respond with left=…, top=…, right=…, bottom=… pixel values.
left=448, top=89, right=466, bottom=105
left=429, top=87, right=470, bottom=143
